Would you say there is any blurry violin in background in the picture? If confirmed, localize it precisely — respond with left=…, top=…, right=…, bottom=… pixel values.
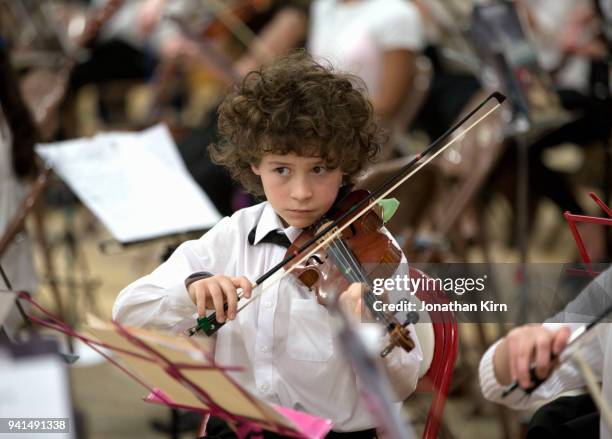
left=202, top=0, right=272, bottom=39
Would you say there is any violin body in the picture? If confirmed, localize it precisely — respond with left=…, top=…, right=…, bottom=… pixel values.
left=285, top=189, right=415, bottom=355
left=202, top=0, right=271, bottom=39
left=286, top=190, right=401, bottom=305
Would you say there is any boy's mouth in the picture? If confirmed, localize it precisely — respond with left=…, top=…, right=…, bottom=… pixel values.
left=286, top=209, right=317, bottom=218
left=287, top=209, right=315, bottom=214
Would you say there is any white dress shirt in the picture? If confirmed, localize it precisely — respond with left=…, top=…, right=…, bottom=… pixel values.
left=308, top=0, right=425, bottom=97
left=113, top=201, right=423, bottom=432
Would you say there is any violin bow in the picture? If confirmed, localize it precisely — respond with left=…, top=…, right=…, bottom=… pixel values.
left=187, top=91, right=506, bottom=337
left=572, top=349, right=612, bottom=431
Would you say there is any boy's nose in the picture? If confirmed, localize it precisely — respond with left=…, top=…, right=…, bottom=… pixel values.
left=290, top=178, right=313, bottom=201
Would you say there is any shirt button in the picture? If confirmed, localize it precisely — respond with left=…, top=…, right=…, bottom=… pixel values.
left=261, top=346, right=270, bottom=353
left=260, top=383, right=269, bottom=392
left=264, top=301, right=273, bottom=309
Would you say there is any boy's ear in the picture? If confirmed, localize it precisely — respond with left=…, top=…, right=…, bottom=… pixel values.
left=250, top=164, right=261, bottom=175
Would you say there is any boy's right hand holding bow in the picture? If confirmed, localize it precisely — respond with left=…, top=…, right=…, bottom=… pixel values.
left=187, top=275, right=252, bottom=323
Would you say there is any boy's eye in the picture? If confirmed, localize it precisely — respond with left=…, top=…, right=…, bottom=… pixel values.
left=312, top=166, right=327, bottom=175
left=274, top=167, right=290, bottom=176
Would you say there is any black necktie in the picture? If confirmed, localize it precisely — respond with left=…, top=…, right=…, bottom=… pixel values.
left=248, top=227, right=291, bottom=248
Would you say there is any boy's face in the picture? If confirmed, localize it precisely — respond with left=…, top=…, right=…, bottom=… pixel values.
left=251, top=153, right=344, bottom=228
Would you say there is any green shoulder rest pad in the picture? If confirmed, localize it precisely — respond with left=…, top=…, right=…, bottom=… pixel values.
left=377, top=198, right=399, bottom=224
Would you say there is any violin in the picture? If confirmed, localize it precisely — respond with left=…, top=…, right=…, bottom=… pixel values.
left=187, top=188, right=417, bottom=357
left=203, top=0, right=271, bottom=40
left=287, top=189, right=415, bottom=356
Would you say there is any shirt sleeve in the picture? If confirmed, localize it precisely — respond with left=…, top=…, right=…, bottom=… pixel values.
left=479, top=267, right=612, bottom=408
left=370, top=1, right=425, bottom=51
left=112, top=216, right=235, bottom=331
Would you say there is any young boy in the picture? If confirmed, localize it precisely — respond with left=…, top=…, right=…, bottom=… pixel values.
left=113, top=51, right=422, bottom=436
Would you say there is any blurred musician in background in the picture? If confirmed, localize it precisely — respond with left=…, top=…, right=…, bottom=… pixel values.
left=0, top=40, right=38, bottom=293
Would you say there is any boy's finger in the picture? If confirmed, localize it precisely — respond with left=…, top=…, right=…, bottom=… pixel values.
left=195, top=288, right=207, bottom=318
left=208, top=283, right=226, bottom=323
left=350, top=283, right=363, bottom=301
left=355, top=298, right=362, bottom=316
left=232, top=276, right=253, bottom=299
left=219, top=277, right=238, bottom=320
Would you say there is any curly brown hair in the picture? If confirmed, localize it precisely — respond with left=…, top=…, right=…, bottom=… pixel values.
left=209, top=50, right=385, bottom=196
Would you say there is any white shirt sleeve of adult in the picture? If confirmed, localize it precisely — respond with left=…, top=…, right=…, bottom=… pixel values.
left=371, top=1, right=426, bottom=51
left=479, top=321, right=604, bottom=410
left=112, top=216, right=234, bottom=331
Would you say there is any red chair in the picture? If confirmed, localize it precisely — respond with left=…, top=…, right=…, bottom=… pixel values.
left=410, top=267, right=459, bottom=439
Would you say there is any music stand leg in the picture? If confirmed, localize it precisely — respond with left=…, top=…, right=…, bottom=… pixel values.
left=33, top=201, right=73, bottom=353
left=171, top=408, right=179, bottom=439
left=605, top=136, right=612, bottom=258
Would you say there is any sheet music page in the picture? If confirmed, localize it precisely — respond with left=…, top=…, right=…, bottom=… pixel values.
left=0, top=353, right=74, bottom=438
left=85, top=319, right=297, bottom=430
left=36, top=124, right=222, bottom=243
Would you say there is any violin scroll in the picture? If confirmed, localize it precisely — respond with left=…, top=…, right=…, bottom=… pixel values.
left=380, top=312, right=419, bottom=357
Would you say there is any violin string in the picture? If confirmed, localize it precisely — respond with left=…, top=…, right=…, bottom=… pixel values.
left=327, top=239, right=362, bottom=284
left=322, top=240, right=416, bottom=354
left=329, top=238, right=395, bottom=326
left=326, top=239, right=366, bottom=287
left=328, top=241, right=389, bottom=324
left=331, top=240, right=366, bottom=284
left=332, top=239, right=395, bottom=318
left=351, top=257, right=406, bottom=329
left=331, top=239, right=364, bottom=282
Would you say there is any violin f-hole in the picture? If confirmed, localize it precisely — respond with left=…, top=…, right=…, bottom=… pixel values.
left=298, top=267, right=320, bottom=289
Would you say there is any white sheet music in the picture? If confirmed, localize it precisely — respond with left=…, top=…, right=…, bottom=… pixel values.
left=36, top=124, right=222, bottom=243
left=0, top=352, right=74, bottom=439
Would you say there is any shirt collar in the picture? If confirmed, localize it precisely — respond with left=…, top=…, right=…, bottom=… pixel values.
left=252, top=202, right=302, bottom=245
